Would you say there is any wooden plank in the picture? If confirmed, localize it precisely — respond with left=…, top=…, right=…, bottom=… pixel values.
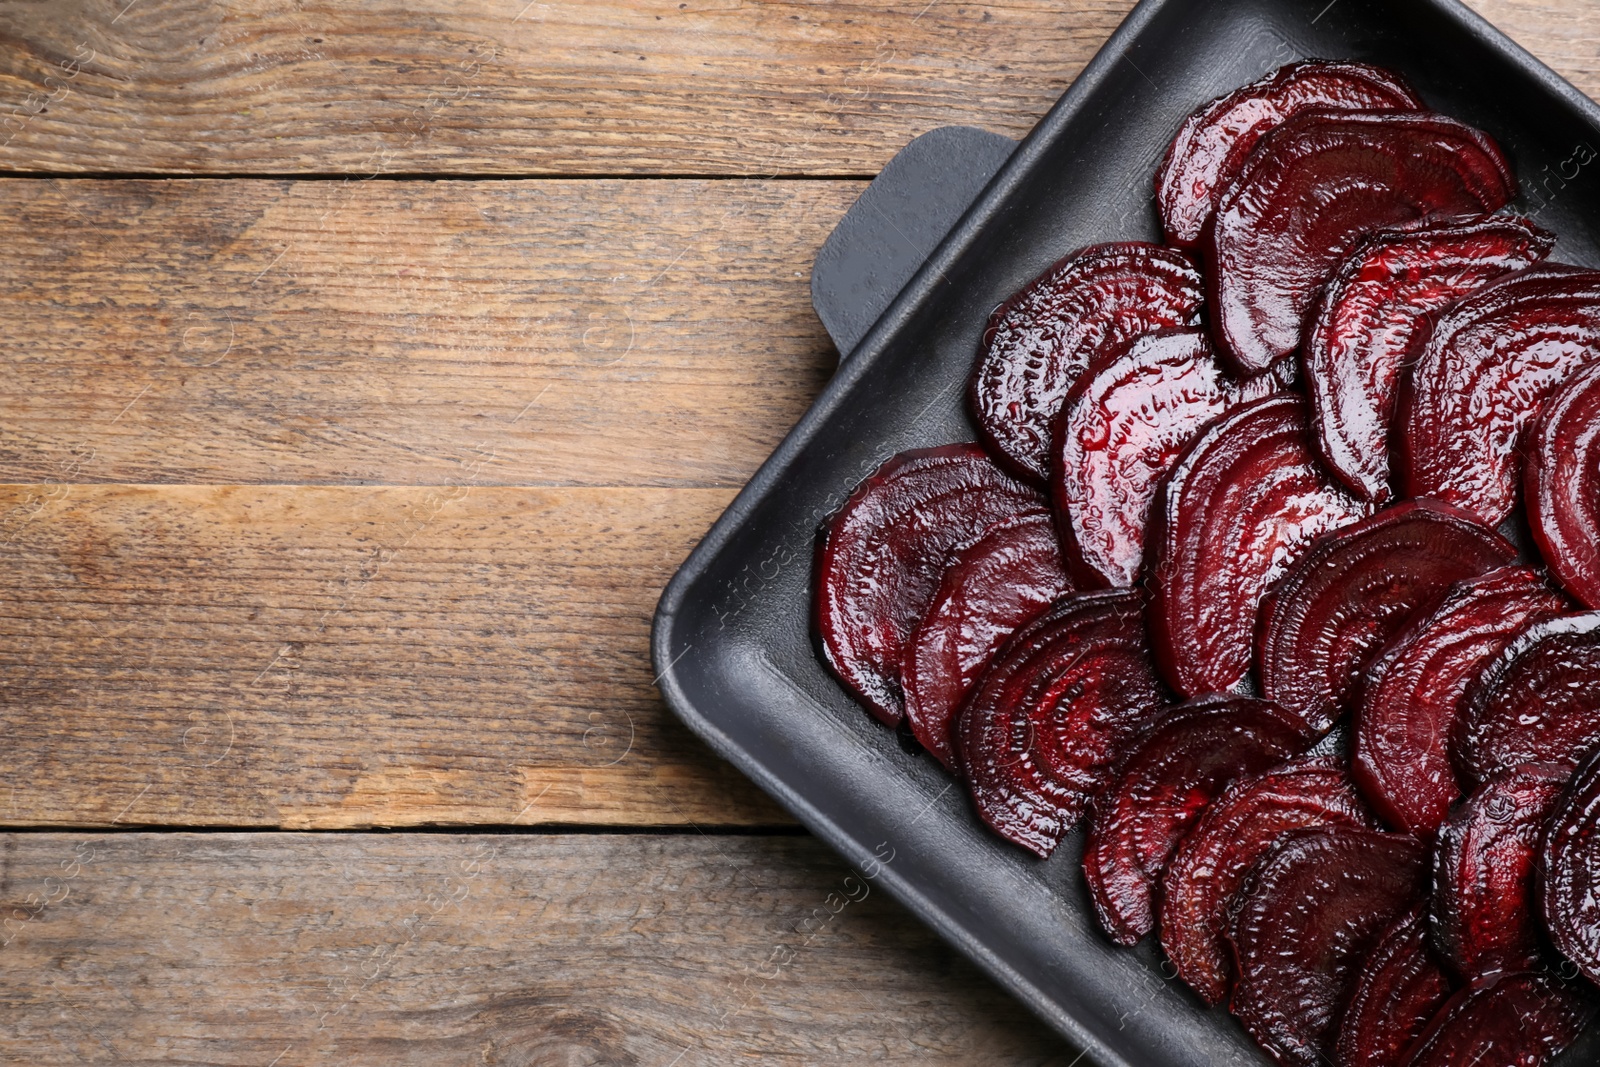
left=0, top=177, right=849, bottom=488
left=1463, top=0, right=1600, bottom=98
left=0, top=833, right=1071, bottom=1065
left=0, top=0, right=1133, bottom=176
left=0, top=482, right=797, bottom=828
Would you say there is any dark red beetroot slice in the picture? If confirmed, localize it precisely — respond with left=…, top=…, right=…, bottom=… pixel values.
left=1259, top=499, right=1516, bottom=734
left=1354, top=567, right=1569, bottom=836
left=1541, top=741, right=1600, bottom=985
left=1433, top=763, right=1570, bottom=980
left=1161, top=757, right=1378, bottom=1006
left=1399, top=263, right=1600, bottom=526
left=1208, top=110, right=1517, bottom=374
left=1082, top=696, right=1311, bottom=945
left=903, top=511, right=1076, bottom=771
left=970, top=243, right=1204, bottom=483
left=957, top=590, right=1171, bottom=857
left=1335, top=905, right=1454, bottom=1067
left=1156, top=61, right=1422, bottom=248
left=1051, top=329, right=1278, bottom=588
left=1228, top=827, right=1429, bottom=1067
left=1455, top=613, right=1600, bottom=784
left=816, top=444, right=1046, bottom=726
left=1402, top=972, right=1595, bottom=1067
left=1149, top=395, right=1373, bottom=698
left=1306, top=214, right=1555, bottom=502
left=1528, top=362, right=1600, bottom=609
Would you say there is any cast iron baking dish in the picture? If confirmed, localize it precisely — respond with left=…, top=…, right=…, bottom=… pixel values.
left=652, top=0, right=1600, bottom=1063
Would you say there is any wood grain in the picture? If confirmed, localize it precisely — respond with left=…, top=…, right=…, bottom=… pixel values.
left=0, top=832, right=1073, bottom=1065
left=0, top=176, right=849, bottom=489
left=1463, top=0, right=1600, bottom=99
left=0, top=0, right=1133, bottom=177
left=0, top=482, right=798, bottom=828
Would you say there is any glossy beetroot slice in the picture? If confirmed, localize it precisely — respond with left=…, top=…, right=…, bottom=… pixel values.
left=1335, top=905, right=1454, bottom=1067
left=970, top=242, right=1204, bottom=483
left=957, top=590, right=1171, bottom=857
left=1399, top=263, right=1600, bottom=525
left=1528, top=361, right=1600, bottom=609
left=1306, top=214, right=1554, bottom=502
left=1541, top=741, right=1600, bottom=985
left=1402, top=972, right=1595, bottom=1067
left=815, top=444, right=1046, bottom=726
left=1161, top=757, right=1378, bottom=1006
left=1082, top=696, right=1310, bottom=946
left=1208, top=110, right=1517, bottom=374
left=1228, top=827, right=1429, bottom=1067
left=1259, top=499, right=1516, bottom=734
left=1354, top=567, right=1569, bottom=836
left=1455, top=613, right=1600, bottom=784
left=903, top=511, right=1075, bottom=771
left=1156, top=61, right=1422, bottom=248
left=1051, top=328, right=1277, bottom=588
left=1433, top=763, right=1570, bottom=979
left=1148, top=394, right=1373, bottom=698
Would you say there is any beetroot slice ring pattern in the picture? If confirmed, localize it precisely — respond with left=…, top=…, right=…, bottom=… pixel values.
left=1353, top=566, right=1568, bottom=836
left=1399, top=263, right=1600, bottom=526
left=1257, top=498, right=1516, bottom=735
left=1226, top=826, right=1428, bottom=1067
left=1304, top=214, right=1553, bottom=503
left=969, top=242, right=1204, bottom=483
left=1207, top=110, right=1517, bottom=375
left=1155, top=60, right=1422, bottom=248
left=956, top=590, right=1171, bottom=858
left=903, top=510, right=1075, bottom=771
left=1051, top=328, right=1276, bottom=589
left=814, top=443, right=1045, bottom=726
left=1147, top=394, right=1372, bottom=699
left=1432, top=763, right=1570, bottom=979
left=1454, top=613, right=1600, bottom=784
left=1159, top=756, right=1377, bottom=1006
left=1528, top=361, right=1600, bottom=609
left=1081, top=696, right=1309, bottom=946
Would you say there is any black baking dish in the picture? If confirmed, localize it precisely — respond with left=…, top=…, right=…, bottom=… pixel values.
left=652, top=1, right=1600, bottom=1063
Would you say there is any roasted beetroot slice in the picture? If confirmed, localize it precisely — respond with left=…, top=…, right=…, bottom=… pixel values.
left=815, top=444, right=1046, bottom=726
left=1433, top=763, right=1570, bottom=979
left=1528, top=362, right=1600, bottom=609
left=1082, top=696, right=1310, bottom=946
left=1149, top=395, right=1373, bottom=698
left=958, top=590, right=1171, bottom=857
left=1306, top=214, right=1554, bottom=502
left=1208, top=110, right=1517, bottom=374
left=1399, top=263, right=1600, bottom=525
left=903, top=511, right=1075, bottom=771
left=1541, top=742, right=1600, bottom=985
left=1354, top=567, right=1569, bottom=836
left=1156, top=61, right=1421, bottom=248
left=1259, top=499, right=1516, bottom=734
left=1161, top=757, right=1377, bottom=1006
left=1051, top=329, right=1278, bottom=588
left=1228, top=827, right=1429, bottom=1067
left=1335, top=905, right=1453, bottom=1067
left=970, top=243, right=1204, bottom=483
left=1455, top=613, right=1600, bottom=783
left=1402, top=972, right=1596, bottom=1067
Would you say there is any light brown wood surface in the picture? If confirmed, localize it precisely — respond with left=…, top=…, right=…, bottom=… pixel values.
left=0, top=177, right=849, bottom=488
left=0, top=833, right=1072, bottom=1064
left=0, top=482, right=797, bottom=828
left=0, top=0, right=1133, bottom=176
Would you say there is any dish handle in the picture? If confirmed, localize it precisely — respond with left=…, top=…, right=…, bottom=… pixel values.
left=810, top=125, right=1016, bottom=361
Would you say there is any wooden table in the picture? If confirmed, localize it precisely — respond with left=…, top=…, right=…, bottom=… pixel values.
left=0, top=2, right=1590, bottom=1063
